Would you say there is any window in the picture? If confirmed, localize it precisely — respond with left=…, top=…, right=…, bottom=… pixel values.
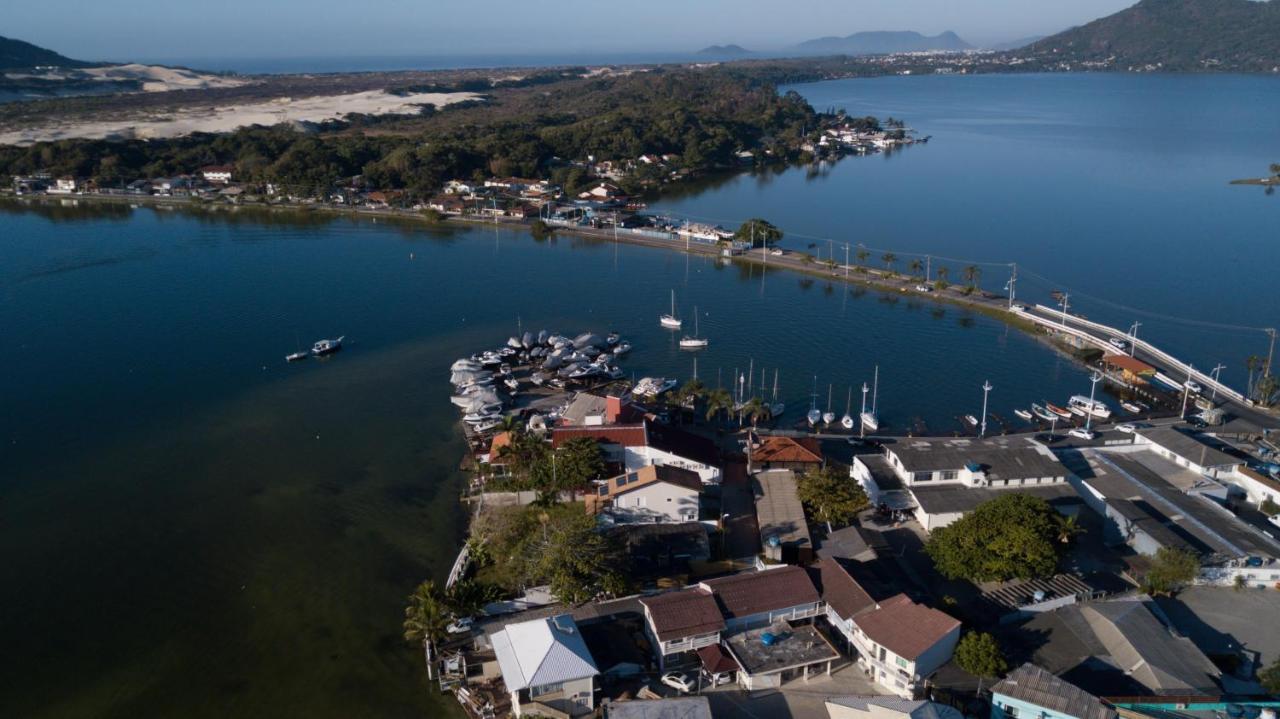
left=1004, top=706, right=1019, bottom=718
left=941, top=470, right=958, bottom=481
left=913, top=471, right=932, bottom=483
left=598, top=486, right=609, bottom=496
left=531, top=682, right=563, bottom=698
left=895, top=657, right=909, bottom=668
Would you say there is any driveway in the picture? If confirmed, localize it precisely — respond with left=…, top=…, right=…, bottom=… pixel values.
left=721, top=459, right=761, bottom=560
left=702, top=664, right=886, bottom=719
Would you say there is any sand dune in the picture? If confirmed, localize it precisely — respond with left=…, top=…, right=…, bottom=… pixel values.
left=0, top=89, right=480, bottom=145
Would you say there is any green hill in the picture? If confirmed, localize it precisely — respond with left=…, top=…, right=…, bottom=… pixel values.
left=1026, top=0, right=1280, bottom=71
left=0, top=35, right=92, bottom=71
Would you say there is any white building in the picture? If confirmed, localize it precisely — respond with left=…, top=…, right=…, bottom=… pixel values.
left=200, top=165, right=233, bottom=184
left=492, top=614, right=600, bottom=717
left=1134, top=427, right=1243, bottom=480
left=587, top=465, right=703, bottom=524
left=49, top=177, right=78, bottom=194
left=826, top=696, right=964, bottom=719
left=844, top=595, right=961, bottom=698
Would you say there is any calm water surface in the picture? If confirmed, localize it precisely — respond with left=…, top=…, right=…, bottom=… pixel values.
left=1, top=73, right=1276, bottom=717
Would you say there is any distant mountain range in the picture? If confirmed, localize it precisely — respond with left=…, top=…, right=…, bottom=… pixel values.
left=696, top=44, right=753, bottom=57
left=791, top=30, right=973, bottom=56
left=987, top=36, right=1045, bottom=52
left=1025, top=0, right=1280, bottom=71
left=0, top=35, right=91, bottom=70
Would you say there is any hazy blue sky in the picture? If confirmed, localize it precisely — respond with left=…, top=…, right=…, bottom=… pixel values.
left=7, top=0, right=1134, bottom=61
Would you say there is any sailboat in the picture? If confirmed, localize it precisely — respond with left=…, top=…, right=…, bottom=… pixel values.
left=769, top=369, right=785, bottom=417
left=822, top=384, right=836, bottom=425
left=286, top=331, right=308, bottom=362
left=841, top=387, right=855, bottom=429
left=806, top=377, right=822, bottom=427
left=679, top=306, right=708, bottom=349
left=659, top=289, right=682, bottom=329
left=861, top=366, right=880, bottom=431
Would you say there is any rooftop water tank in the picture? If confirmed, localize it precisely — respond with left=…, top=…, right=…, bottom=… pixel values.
left=761, top=632, right=777, bottom=646
left=1033, top=590, right=1047, bottom=602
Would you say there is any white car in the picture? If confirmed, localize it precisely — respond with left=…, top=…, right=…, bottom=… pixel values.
left=1068, top=427, right=1096, bottom=440
left=1184, top=380, right=1203, bottom=394
left=1011, top=303, right=1027, bottom=312
left=660, top=671, right=695, bottom=694
left=1109, top=338, right=1128, bottom=351
left=914, top=284, right=933, bottom=293
left=446, top=617, right=474, bottom=635
left=1114, top=423, right=1138, bottom=434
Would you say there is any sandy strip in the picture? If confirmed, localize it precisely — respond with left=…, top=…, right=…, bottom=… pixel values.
left=0, top=89, right=480, bottom=145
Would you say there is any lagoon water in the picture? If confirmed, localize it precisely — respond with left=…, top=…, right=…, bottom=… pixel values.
left=1, top=73, right=1277, bottom=717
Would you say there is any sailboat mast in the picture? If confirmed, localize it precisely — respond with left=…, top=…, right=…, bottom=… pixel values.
left=826, top=384, right=832, bottom=413
left=845, top=386, right=852, bottom=414
left=772, top=369, right=779, bottom=401
left=872, top=365, right=880, bottom=414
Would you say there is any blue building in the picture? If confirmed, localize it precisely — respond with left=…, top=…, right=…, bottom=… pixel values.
left=991, top=664, right=1115, bottom=719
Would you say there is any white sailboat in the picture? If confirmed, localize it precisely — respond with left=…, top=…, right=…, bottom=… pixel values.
left=841, top=386, right=855, bottom=429
left=769, top=369, right=785, bottom=417
left=806, top=376, right=822, bottom=427
left=660, top=289, right=682, bottom=329
left=822, top=384, right=836, bottom=425
left=679, top=306, right=708, bottom=349
left=860, top=366, right=880, bottom=431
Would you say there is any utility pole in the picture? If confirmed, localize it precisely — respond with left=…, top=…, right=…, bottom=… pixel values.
left=1006, top=263, right=1017, bottom=310
left=1059, top=292, right=1070, bottom=328
left=925, top=255, right=932, bottom=284
left=1180, top=364, right=1194, bottom=420
left=1085, top=371, right=1102, bottom=432
left=1128, top=322, right=1142, bottom=357
left=1266, top=328, right=1277, bottom=378
left=980, top=381, right=993, bottom=438
left=845, top=244, right=850, bottom=281
left=1210, top=363, right=1225, bottom=402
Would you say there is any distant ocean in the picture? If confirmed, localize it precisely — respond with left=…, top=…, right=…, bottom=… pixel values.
left=125, top=52, right=742, bottom=75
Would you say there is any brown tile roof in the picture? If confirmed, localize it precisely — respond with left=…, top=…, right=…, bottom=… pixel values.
left=1103, top=354, right=1156, bottom=375
left=753, top=436, right=823, bottom=464
left=586, top=465, right=704, bottom=514
left=489, top=431, right=513, bottom=458
left=697, top=643, right=740, bottom=674
left=640, top=588, right=725, bottom=642
left=854, top=594, right=960, bottom=660
left=550, top=423, right=648, bottom=449
left=807, top=559, right=876, bottom=620
left=700, top=566, right=820, bottom=619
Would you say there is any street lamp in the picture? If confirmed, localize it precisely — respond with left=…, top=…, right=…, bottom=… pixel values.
left=1084, top=371, right=1102, bottom=432
left=1180, top=364, right=1195, bottom=420
left=1210, top=363, right=1226, bottom=403
left=980, top=381, right=993, bottom=438
left=1128, top=322, right=1142, bottom=357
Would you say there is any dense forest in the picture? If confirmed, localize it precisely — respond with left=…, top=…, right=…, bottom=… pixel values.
left=0, top=67, right=872, bottom=199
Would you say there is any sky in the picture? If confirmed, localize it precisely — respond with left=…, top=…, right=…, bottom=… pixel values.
left=6, top=0, right=1135, bottom=62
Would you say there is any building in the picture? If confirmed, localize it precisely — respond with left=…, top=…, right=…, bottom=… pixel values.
left=639, top=587, right=725, bottom=669
left=1021, top=596, right=1221, bottom=697
left=749, top=435, right=824, bottom=472
left=559, top=393, right=636, bottom=427
left=200, top=165, right=233, bottom=184
left=991, top=664, right=1116, bottom=719
left=753, top=469, right=813, bottom=562
left=491, top=614, right=600, bottom=717
left=853, top=437, right=1075, bottom=531
left=844, top=594, right=961, bottom=698
left=586, top=465, right=703, bottom=524
left=604, top=697, right=713, bottom=719
left=550, top=421, right=721, bottom=484
left=1133, top=427, right=1243, bottom=480
left=724, top=623, right=841, bottom=690
left=1103, top=354, right=1157, bottom=385
left=827, top=696, right=964, bottom=719
left=699, top=565, right=822, bottom=632
left=49, top=176, right=78, bottom=194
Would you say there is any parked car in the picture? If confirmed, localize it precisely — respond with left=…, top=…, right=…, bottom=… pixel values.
left=1011, top=303, right=1027, bottom=312
left=660, top=672, right=695, bottom=694
left=1114, top=423, right=1138, bottom=434
left=446, top=617, right=474, bottom=635
left=1068, top=427, right=1096, bottom=441
left=1184, top=380, right=1203, bottom=394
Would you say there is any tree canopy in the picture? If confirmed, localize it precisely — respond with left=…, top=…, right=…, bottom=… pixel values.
left=796, top=465, right=869, bottom=527
left=734, top=218, right=784, bottom=247
left=1141, top=546, right=1200, bottom=596
left=955, top=631, right=1008, bottom=678
left=925, top=494, right=1063, bottom=582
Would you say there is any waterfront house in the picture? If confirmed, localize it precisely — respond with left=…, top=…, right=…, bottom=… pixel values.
left=826, top=696, right=964, bottom=719
left=852, top=437, right=1074, bottom=531
left=991, top=664, right=1116, bottom=719
left=426, top=196, right=465, bottom=214
left=49, top=176, right=79, bottom=194
left=699, top=565, right=822, bottom=632
left=200, top=165, right=233, bottom=184
left=749, top=435, right=823, bottom=472
left=551, top=421, right=721, bottom=484
left=844, top=594, right=960, bottom=698
left=753, top=469, right=813, bottom=563
left=639, top=587, right=725, bottom=669
left=586, top=464, right=703, bottom=524
left=1132, top=427, right=1242, bottom=480
left=492, top=614, right=600, bottom=717
left=809, top=558, right=879, bottom=651
left=578, top=182, right=626, bottom=201
left=444, top=179, right=476, bottom=195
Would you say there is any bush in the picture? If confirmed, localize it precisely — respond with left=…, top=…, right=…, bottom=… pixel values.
left=955, top=631, right=1007, bottom=679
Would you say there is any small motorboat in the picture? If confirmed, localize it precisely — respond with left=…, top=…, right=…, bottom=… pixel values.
left=633, top=377, right=677, bottom=397
left=1046, top=402, right=1073, bottom=420
left=613, top=342, right=632, bottom=355
left=1121, top=400, right=1142, bottom=414
left=312, top=336, right=344, bottom=356
left=1014, top=409, right=1034, bottom=421
left=679, top=337, right=709, bottom=350
left=1031, top=403, right=1057, bottom=422
left=964, top=414, right=979, bottom=427
left=507, top=336, right=522, bottom=349
left=463, top=411, right=502, bottom=424
left=807, top=408, right=822, bottom=427
left=286, top=351, right=308, bottom=362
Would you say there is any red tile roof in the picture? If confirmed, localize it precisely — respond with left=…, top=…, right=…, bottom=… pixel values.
left=700, top=566, right=819, bottom=619
left=550, top=423, right=648, bottom=449
left=854, top=594, right=960, bottom=660
left=697, top=643, right=740, bottom=674
left=807, top=559, right=876, bottom=620
left=640, top=588, right=725, bottom=642
left=1104, top=354, right=1156, bottom=375
left=753, top=436, right=823, bottom=464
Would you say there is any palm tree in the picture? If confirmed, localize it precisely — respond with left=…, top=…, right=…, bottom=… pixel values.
left=403, top=580, right=450, bottom=678
left=856, top=248, right=870, bottom=266
left=497, top=415, right=522, bottom=434
left=677, top=377, right=706, bottom=409
left=740, top=396, right=772, bottom=427
left=1270, top=162, right=1280, bottom=177
left=705, top=388, right=734, bottom=424
left=882, top=252, right=898, bottom=275
left=962, top=264, right=981, bottom=289
left=936, top=266, right=949, bottom=282
left=908, top=259, right=923, bottom=279
left=1056, top=515, right=1085, bottom=544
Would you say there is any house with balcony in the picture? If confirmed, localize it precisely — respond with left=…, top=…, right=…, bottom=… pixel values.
left=492, top=614, right=600, bottom=717
left=991, top=664, right=1116, bottom=719
left=586, top=465, right=703, bottom=525
left=550, top=421, right=721, bottom=485
left=700, top=565, right=822, bottom=632
left=639, top=587, right=726, bottom=669
left=845, top=594, right=961, bottom=698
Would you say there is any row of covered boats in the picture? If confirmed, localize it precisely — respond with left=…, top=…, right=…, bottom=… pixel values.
left=1016, top=395, right=1138, bottom=424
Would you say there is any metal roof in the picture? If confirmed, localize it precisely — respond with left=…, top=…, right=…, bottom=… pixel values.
left=992, top=664, right=1116, bottom=719
left=1137, top=427, right=1241, bottom=469
left=491, top=614, right=599, bottom=691
left=826, top=697, right=964, bottom=719
left=887, top=437, right=1068, bottom=481
left=604, top=697, right=713, bottom=719
left=752, top=469, right=812, bottom=550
